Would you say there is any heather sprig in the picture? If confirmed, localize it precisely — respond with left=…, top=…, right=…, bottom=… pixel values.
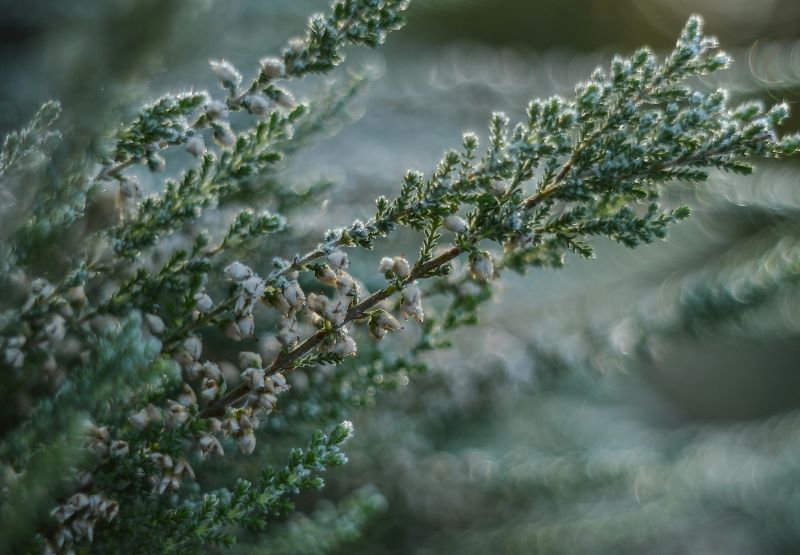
left=0, top=5, right=798, bottom=554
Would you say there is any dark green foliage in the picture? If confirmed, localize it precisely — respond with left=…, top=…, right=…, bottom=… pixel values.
left=0, top=3, right=798, bottom=554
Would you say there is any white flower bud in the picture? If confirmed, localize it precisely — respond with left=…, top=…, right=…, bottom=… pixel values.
left=68, top=493, right=90, bottom=511
left=43, top=354, right=57, bottom=374
left=119, top=179, right=141, bottom=199
left=214, top=123, right=236, bottom=147
left=242, top=276, right=266, bottom=298
left=223, top=321, right=244, bottom=342
left=209, top=59, right=242, bottom=87
left=327, top=250, right=349, bottom=271
left=247, top=95, right=271, bottom=116
left=375, top=311, right=402, bottom=331
left=193, top=292, right=213, bottom=313
left=129, top=405, right=160, bottom=430
left=98, top=497, right=119, bottom=521
left=443, top=215, right=467, bottom=233
left=183, top=336, right=203, bottom=361
left=306, top=292, right=327, bottom=313
left=177, top=383, right=197, bottom=407
left=55, top=525, right=74, bottom=549
left=241, top=367, right=265, bottom=390
left=276, top=89, right=296, bottom=109
left=147, top=153, right=166, bottom=172
left=186, top=136, right=206, bottom=157
left=469, top=251, right=494, bottom=281
left=369, top=310, right=403, bottom=340
left=51, top=504, right=76, bottom=524
left=282, top=280, right=306, bottom=310
left=198, top=361, right=222, bottom=380
left=370, top=326, right=386, bottom=340
left=205, top=100, right=228, bottom=120
left=5, top=347, right=26, bottom=370
left=392, top=256, right=411, bottom=279
left=200, top=377, right=221, bottom=401
left=174, top=459, right=194, bottom=480
left=260, top=57, right=286, bottom=79
left=66, top=285, right=87, bottom=305
left=44, top=314, right=66, bottom=342
left=331, top=333, right=357, bottom=356
left=109, top=440, right=129, bottom=457
left=150, top=452, right=174, bottom=470
left=276, top=315, right=300, bottom=347
left=144, top=313, right=165, bottom=335
left=238, top=429, right=257, bottom=454
left=238, top=351, right=262, bottom=369
left=252, top=391, right=278, bottom=412
left=400, top=283, right=424, bottom=323
left=323, top=295, right=348, bottom=325
left=198, top=433, right=224, bottom=459
left=225, top=261, right=252, bottom=281
left=237, top=315, right=255, bottom=338
left=492, top=180, right=509, bottom=195
left=168, top=401, right=190, bottom=426
left=315, top=265, right=339, bottom=286
left=287, top=37, right=305, bottom=53
left=378, top=257, right=393, bottom=273
left=335, top=272, right=356, bottom=296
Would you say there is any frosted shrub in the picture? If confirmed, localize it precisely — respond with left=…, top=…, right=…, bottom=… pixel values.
left=0, top=2, right=797, bottom=553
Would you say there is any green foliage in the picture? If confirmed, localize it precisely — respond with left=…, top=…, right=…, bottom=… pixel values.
left=0, top=2, right=797, bottom=554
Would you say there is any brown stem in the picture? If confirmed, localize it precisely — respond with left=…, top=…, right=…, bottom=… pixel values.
left=200, top=245, right=462, bottom=418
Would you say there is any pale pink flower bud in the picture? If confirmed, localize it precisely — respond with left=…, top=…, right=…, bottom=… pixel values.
left=260, top=57, right=286, bottom=79
left=209, top=59, right=242, bottom=87
left=237, top=315, right=255, bottom=338
left=144, top=313, right=165, bottom=335
left=247, top=95, right=270, bottom=116
left=109, top=440, right=129, bottom=457
left=241, top=367, right=265, bottom=390
left=186, top=136, right=206, bottom=157
left=392, top=256, right=411, bottom=279
left=469, top=251, right=494, bottom=281
left=238, top=351, right=262, bottom=369
left=443, top=215, right=467, bottom=233
left=327, top=250, right=349, bottom=271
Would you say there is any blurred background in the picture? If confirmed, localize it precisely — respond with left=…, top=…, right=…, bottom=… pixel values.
left=2, top=0, right=800, bottom=553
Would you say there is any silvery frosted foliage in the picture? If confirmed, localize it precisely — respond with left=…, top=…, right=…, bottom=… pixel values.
left=0, top=2, right=797, bottom=553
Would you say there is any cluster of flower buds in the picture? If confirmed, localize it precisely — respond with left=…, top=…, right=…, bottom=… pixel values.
left=400, top=283, right=424, bottom=323
left=47, top=493, right=119, bottom=554
left=324, top=329, right=358, bottom=356
left=378, top=255, right=411, bottom=279
left=222, top=408, right=260, bottom=454
left=305, top=251, right=361, bottom=330
left=148, top=452, right=195, bottom=494
left=197, top=431, right=224, bottom=460
left=245, top=370, right=288, bottom=414
left=225, top=262, right=267, bottom=339
left=84, top=423, right=111, bottom=459
left=188, top=360, right=223, bottom=402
